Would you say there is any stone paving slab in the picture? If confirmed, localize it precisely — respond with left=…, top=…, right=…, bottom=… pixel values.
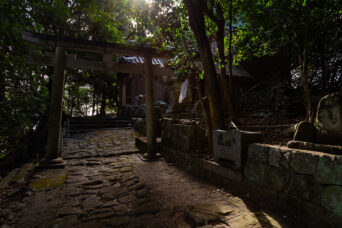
left=0, top=129, right=299, bottom=228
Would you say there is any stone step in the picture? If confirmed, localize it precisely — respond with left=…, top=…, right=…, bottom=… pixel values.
left=69, top=119, right=131, bottom=124
left=66, top=117, right=133, bottom=135
left=69, top=123, right=132, bottom=130
left=68, top=127, right=133, bottom=135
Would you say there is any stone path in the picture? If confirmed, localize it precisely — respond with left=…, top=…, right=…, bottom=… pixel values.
left=0, top=129, right=299, bottom=228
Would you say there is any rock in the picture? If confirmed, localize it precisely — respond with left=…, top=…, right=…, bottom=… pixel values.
left=118, top=194, right=136, bottom=204
left=119, top=166, right=133, bottom=173
left=128, top=183, right=145, bottom=191
left=6, top=188, right=21, bottom=197
left=315, top=155, right=342, bottom=185
left=57, top=207, right=82, bottom=217
left=136, top=188, right=147, bottom=198
left=82, top=198, right=103, bottom=211
left=290, top=150, right=319, bottom=175
left=244, top=162, right=269, bottom=186
left=103, top=216, right=130, bottom=227
left=102, top=200, right=119, bottom=208
left=288, top=140, right=342, bottom=155
left=83, top=211, right=116, bottom=220
left=228, top=213, right=262, bottom=228
left=268, top=148, right=282, bottom=168
left=287, top=174, right=323, bottom=205
left=113, top=204, right=130, bottom=215
left=89, top=208, right=113, bottom=216
left=321, top=186, right=342, bottom=216
left=267, top=167, right=289, bottom=192
left=247, top=144, right=269, bottom=164
left=293, top=121, right=316, bottom=142
left=185, top=208, right=221, bottom=227
left=315, top=92, right=342, bottom=145
left=82, top=180, right=103, bottom=186
left=0, top=169, right=19, bottom=189
left=30, top=174, right=66, bottom=191
left=185, top=201, right=234, bottom=227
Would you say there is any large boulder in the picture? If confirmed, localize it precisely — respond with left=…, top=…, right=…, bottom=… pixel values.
left=293, top=121, right=316, bottom=142
left=315, top=92, right=342, bottom=145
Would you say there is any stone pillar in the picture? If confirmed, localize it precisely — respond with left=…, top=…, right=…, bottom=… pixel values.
left=46, top=46, right=66, bottom=159
left=144, top=55, right=156, bottom=158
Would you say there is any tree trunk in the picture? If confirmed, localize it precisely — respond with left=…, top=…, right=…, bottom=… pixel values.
left=183, top=0, right=224, bottom=129
left=0, top=73, right=5, bottom=103
left=216, top=19, right=236, bottom=121
left=196, top=76, right=213, bottom=152
left=92, top=87, right=96, bottom=116
left=301, top=2, right=313, bottom=122
left=100, top=90, right=107, bottom=116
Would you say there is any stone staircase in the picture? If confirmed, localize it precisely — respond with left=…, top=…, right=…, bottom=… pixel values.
left=65, top=116, right=133, bottom=136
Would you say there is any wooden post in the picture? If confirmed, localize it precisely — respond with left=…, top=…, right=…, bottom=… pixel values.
left=144, top=55, right=156, bottom=158
left=46, top=46, right=66, bottom=159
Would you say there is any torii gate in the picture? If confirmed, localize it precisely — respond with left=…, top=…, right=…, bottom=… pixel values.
left=21, top=30, right=173, bottom=160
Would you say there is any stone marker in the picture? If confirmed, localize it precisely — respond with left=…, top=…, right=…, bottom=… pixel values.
left=213, top=130, right=261, bottom=169
left=315, top=92, right=342, bottom=145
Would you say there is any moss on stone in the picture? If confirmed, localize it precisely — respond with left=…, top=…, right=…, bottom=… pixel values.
left=30, top=174, right=66, bottom=191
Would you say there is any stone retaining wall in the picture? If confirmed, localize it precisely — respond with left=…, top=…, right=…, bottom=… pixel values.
left=160, top=119, right=342, bottom=227
left=244, top=144, right=342, bottom=227
left=161, top=118, right=206, bottom=153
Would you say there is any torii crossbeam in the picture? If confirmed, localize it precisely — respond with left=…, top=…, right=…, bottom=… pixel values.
left=22, top=30, right=173, bottom=159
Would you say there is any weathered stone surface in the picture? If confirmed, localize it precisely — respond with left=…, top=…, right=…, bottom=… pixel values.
left=293, top=121, right=316, bottom=142
left=185, top=209, right=221, bottom=227
left=102, top=200, right=119, bottom=208
left=118, top=194, right=136, bottom=204
left=82, top=198, right=103, bottom=211
left=267, top=167, right=289, bottom=192
left=103, top=216, right=130, bottom=227
left=288, top=140, right=342, bottom=155
left=113, top=204, right=129, bottom=215
left=315, top=92, right=342, bottom=145
left=30, top=174, right=66, bottom=191
left=290, top=150, right=319, bottom=175
left=247, top=144, right=269, bottom=164
left=287, top=174, right=323, bottom=205
left=322, top=186, right=342, bottom=216
left=128, top=183, right=145, bottom=191
left=0, top=169, right=19, bottom=189
left=227, top=212, right=262, bottom=227
left=119, top=166, right=133, bottom=173
left=82, top=180, right=103, bottom=186
left=213, top=130, right=261, bottom=169
left=57, top=207, right=82, bottom=217
left=83, top=211, right=116, bottom=220
left=89, top=208, right=113, bottom=216
left=315, top=155, right=342, bottom=185
left=268, top=148, right=282, bottom=168
left=244, top=162, right=269, bottom=186
left=136, top=188, right=147, bottom=198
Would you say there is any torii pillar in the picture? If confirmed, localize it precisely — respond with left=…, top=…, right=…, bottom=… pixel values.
left=46, top=46, right=66, bottom=159
left=144, top=55, right=156, bottom=158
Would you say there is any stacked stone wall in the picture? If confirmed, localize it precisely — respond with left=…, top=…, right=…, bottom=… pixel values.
left=161, top=118, right=342, bottom=227
left=244, top=144, right=342, bottom=227
left=161, top=118, right=206, bottom=153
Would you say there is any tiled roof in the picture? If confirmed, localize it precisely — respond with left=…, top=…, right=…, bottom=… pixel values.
left=120, top=56, right=166, bottom=67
